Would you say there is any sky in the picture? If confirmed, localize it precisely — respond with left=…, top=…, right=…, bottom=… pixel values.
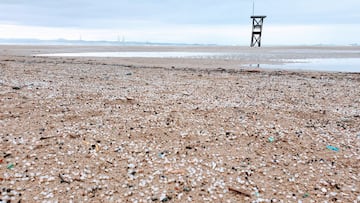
left=0, top=0, right=359, bottom=45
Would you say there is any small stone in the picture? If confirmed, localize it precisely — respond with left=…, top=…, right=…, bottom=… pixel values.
left=183, top=187, right=191, bottom=192
left=329, top=192, right=337, bottom=196
left=161, top=196, right=172, bottom=202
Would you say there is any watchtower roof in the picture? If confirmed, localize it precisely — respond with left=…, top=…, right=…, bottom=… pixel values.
left=251, top=16, right=267, bottom=18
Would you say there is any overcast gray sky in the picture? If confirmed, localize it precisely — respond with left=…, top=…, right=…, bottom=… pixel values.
left=0, top=0, right=359, bottom=45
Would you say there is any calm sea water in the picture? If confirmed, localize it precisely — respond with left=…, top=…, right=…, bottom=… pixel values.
left=38, top=52, right=360, bottom=72
left=264, top=58, right=360, bottom=72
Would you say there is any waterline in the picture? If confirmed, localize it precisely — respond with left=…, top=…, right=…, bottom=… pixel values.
left=37, top=52, right=360, bottom=72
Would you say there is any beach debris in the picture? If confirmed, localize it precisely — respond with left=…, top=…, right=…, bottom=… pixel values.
left=4, top=153, right=11, bottom=158
left=243, top=69, right=261, bottom=73
left=126, top=96, right=134, bottom=101
left=68, top=133, right=80, bottom=139
left=183, top=187, right=191, bottom=192
left=168, top=169, right=186, bottom=175
left=126, top=72, right=132, bottom=76
left=302, top=193, right=310, bottom=198
left=326, top=145, right=339, bottom=152
left=228, top=187, right=251, bottom=197
left=114, top=147, right=122, bottom=152
left=34, top=144, right=50, bottom=149
left=12, top=86, right=21, bottom=90
left=4, top=153, right=12, bottom=158
left=39, top=136, right=57, bottom=140
left=160, top=194, right=172, bottom=202
left=158, top=152, right=166, bottom=159
left=58, top=173, right=70, bottom=184
left=89, top=144, right=100, bottom=152
left=0, top=159, right=3, bottom=164
left=7, top=163, right=14, bottom=169
left=268, top=136, right=275, bottom=143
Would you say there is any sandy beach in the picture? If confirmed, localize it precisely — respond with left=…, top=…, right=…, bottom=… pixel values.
left=1, top=45, right=359, bottom=202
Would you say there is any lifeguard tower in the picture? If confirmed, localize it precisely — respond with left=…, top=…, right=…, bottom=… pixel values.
left=250, top=15, right=266, bottom=47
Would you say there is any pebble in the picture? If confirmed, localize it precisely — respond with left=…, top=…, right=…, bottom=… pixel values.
left=1, top=52, right=359, bottom=202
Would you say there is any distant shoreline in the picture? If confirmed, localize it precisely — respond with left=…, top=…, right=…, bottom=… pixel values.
left=0, top=38, right=358, bottom=47
left=1, top=45, right=359, bottom=73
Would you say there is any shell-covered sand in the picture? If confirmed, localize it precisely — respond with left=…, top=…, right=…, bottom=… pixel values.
left=0, top=46, right=359, bottom=202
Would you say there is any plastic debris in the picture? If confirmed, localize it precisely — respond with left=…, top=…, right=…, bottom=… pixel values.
left=268, top=136, right=275, bottom=143
left=158, top=152, right=166, bottom=159
left=302, top=193, right=310, bottom=198
left=326, top=145, right=339, bottom=152
left=0, top=159, right=3, bottom=164
left=7, top=163, right=14, bottom=169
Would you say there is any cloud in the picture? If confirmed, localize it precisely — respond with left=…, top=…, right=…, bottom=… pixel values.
left=5, top=0, right=360, bottom=28
left=0, top=0, right=251, bottom=27
left=0, top=0, right=359, bottom=45
left=0, top=0, right=360, bottom=28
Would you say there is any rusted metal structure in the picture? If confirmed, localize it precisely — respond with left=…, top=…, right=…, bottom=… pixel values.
left=250, top=15, right=266, bottom=47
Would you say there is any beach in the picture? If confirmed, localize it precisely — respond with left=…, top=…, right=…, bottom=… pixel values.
left=0, top=45, right=359, bottom=202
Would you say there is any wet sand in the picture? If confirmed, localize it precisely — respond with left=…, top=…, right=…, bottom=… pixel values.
left=0, top=45, right=359, bottom=202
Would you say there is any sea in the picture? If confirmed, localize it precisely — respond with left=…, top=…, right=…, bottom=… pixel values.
left=38, top=50, right=360, bottom=73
